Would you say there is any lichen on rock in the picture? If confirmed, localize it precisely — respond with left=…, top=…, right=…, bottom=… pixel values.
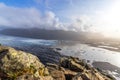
left=0, top=46, right=51, bottom=80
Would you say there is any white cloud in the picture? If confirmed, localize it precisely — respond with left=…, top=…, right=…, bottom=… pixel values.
left=67, top=15, right=94, bottom=32
left=0, top=3, right=42, bottom=28
left=40, top=11, right=65, bottom=30
left=0, top=2, right=95, bottom=32
left=0, top=3, right=64, bottom=30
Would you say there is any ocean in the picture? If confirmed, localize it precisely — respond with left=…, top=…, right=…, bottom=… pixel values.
left=0, top=34, right=120, bottom=79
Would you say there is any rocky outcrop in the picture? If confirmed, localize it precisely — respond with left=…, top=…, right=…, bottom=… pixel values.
left=0, top=46, right=52, bottom=80
left=0, top=46, right=115, bottom=80
left=47, top=57, right=115, bottom=80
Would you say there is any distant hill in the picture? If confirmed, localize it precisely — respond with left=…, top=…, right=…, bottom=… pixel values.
left=0, top=28, right=104, bottom=41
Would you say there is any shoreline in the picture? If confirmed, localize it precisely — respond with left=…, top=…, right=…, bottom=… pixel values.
left=87, top=42, right=120, bottom=53
left=0, top=45, right=115, bottom=80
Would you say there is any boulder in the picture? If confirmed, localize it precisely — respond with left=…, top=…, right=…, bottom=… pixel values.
left=0, top=46, right=52, bottom=80
left=60, top=57, right=84, bottom=72
left=46, top=63, right=66, bottom=80
left=50, top=70, right=65, bottom=80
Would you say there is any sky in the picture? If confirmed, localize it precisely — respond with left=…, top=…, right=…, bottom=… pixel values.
left=0, top=0, right=120, bottom=37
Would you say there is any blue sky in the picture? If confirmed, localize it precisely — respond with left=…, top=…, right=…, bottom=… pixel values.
left=0, top=0, right=120, bottom=37
left=0, top=0, right=111, bottom=22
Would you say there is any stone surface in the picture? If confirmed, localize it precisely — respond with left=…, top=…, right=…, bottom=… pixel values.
left=0, top=46, right=52, bottom=80
left=60, top=57, right=84, bottom=72
left=60, top=57, right=115, bottom=80
left=50, top=70, right=65, bottom=80
left=16, top=74, right=53, bottom=80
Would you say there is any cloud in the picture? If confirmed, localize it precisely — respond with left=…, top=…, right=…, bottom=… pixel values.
left=0, top=3, right=64, bottom=30
left=0, top=2, right=94, bottom=32
left=0, top=3, right=41, bottom=28
left=40, top=11, right=65, bottom=30
left=67, top=15, right=94, bottom=32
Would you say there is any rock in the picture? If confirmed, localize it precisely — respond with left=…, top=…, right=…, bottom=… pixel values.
left=72, top=73, right=90, bottom=80
left=60, top=57, right=84, bottom=72
left=72, top=69, right=114, bottom=80
left=46, top=63, right=77, bottom=80
left=60, top=57, right=114, bottom=80
left=46, top=63, right=66, bottom=80
left=0, top=46, right=52, bottom=80
left=50, top=70, right=65, bottom=80
left=85, top=64, right=91, bottom=70
left=63, top=69, right=77, bottom=80
left=0, top=46, right=115, bottom=80
left=56, top=48, right=62, bottom=51
left=16, top=74, right=53, bottom=80
left=16, top=74, right=39, bottom=80
left=46, top=63, right=59, bottom=70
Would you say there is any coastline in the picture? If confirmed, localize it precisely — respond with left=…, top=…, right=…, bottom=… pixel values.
left=0, top=45, right=115, bottom=80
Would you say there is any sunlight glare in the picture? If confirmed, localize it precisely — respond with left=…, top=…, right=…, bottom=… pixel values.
left=98, top=1, right=120, bottom=38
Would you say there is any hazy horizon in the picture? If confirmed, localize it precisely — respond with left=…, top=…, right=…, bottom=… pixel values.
left=0, top=0, right=120, bottom=38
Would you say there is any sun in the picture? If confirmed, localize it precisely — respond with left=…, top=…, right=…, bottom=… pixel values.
left=97, top=1, right=120, bottom=38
